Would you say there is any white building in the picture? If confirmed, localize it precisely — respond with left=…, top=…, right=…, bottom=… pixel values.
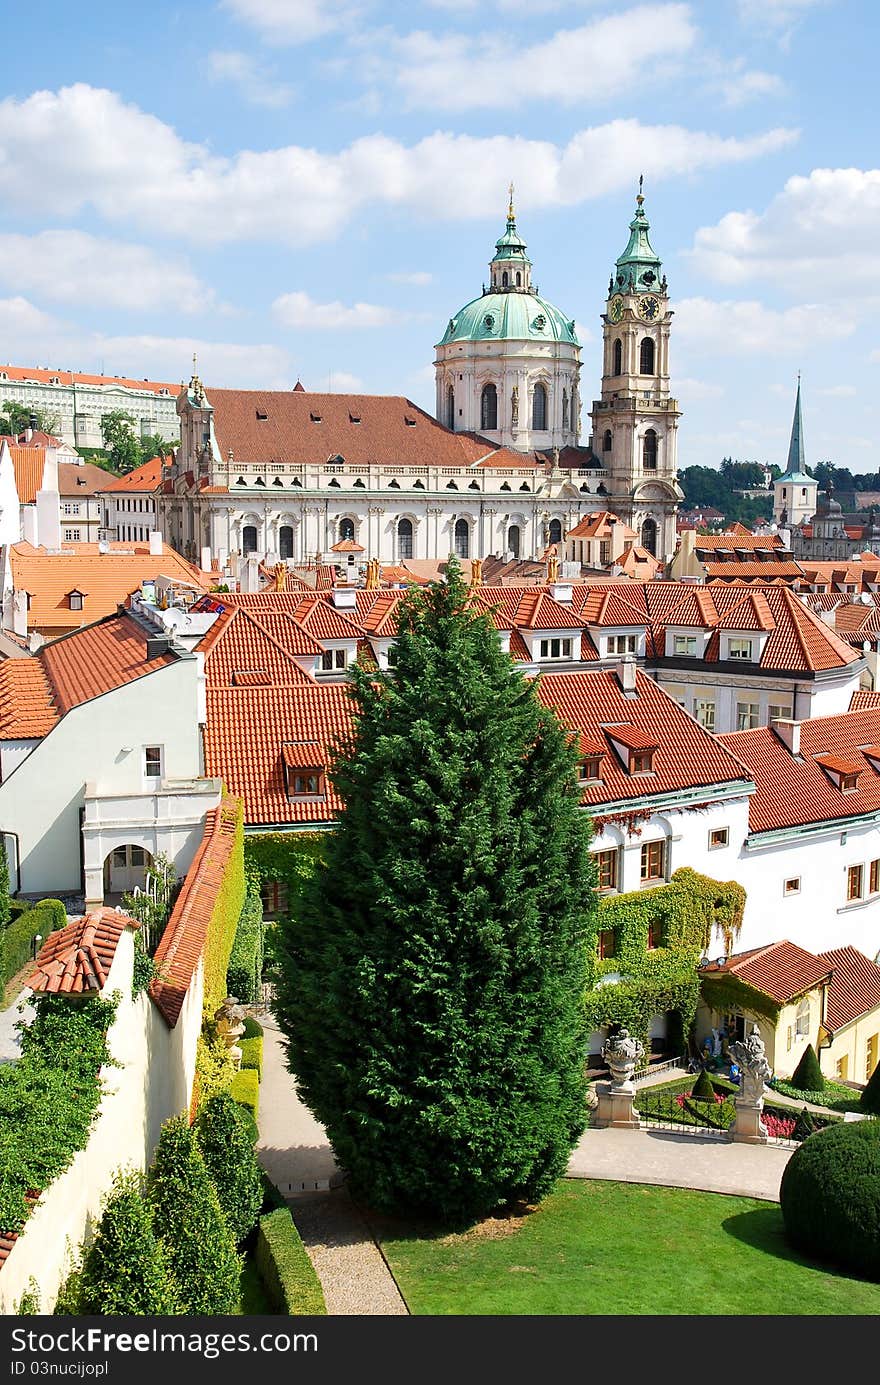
left=0, top=365, right=180, bottom=449
left=98, top=454, right=164, bottom=543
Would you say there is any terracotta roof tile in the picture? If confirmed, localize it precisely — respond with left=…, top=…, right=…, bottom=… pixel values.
left=28, top=909, right=139, bottom=995
left=0, top=658, right=59, bottom=739
left=99, top=456, right=165, bottom=492
left=8, top=444, right=46, bottom=504
left=197, top=607, right=316, bottom=687
left=40, top=611, right=176, bottom=713
left=699, top=940, right=831, bottom=1005
left=0, top=364, right=177, bottom=394
left=850, top=689, right=880, bottom=711
left=818, top=946, right=880, bottom=1031
left=57, top=462, right=114, bottom=497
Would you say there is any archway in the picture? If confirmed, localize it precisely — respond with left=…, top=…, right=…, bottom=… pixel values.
left=640, top=337, right=655, bottom=374
left=398, top=517, right=413, bottom=559
left=339, top=517, right=355, bottom=542
left=279, top=525, right=294, bottom=559
left=507, top=525, right=521, bottom=559
left=103, top=844, right=153, bottom=902
left=454, top=518, right=470, bottom=558
left=643, top=429, right=658, bottom=470
left=641, top=516, right=658, bottom=555
left=548, top=518, right=562, bottom=545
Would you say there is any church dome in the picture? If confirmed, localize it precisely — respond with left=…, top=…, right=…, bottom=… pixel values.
left=439, top=292, right=578, bottom=347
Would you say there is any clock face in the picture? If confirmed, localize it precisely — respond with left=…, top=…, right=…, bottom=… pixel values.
left=639, top=295, right=660, bottom=322
left=609, top=295, right=625, bottom=323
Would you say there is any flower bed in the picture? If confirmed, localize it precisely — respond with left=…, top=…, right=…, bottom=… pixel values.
left=635, top=1076, right=838, bottom=1140
left=771, top=1077, right=864, bottom=1114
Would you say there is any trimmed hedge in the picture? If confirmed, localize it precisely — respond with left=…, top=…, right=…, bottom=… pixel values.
left=0, top=898, right=67, bottom=990
left=78, top=1171, right=178, bottom=1314
left=239, top=1036, right=263, bottom=1079
left=203, top=798, right=246, bottom=1014
left=255, top=1209, right=326, bottom=1315
left=790, top=1043, right=824, bottom=1092
left=780, top=1119, right=880, bottom=1281
left=194, top=1093, right=263, bottom=1244
left=227, top=875, right=264, bottom=1004
left=230, top=1067, right=259, bottom=1120
left=861, top=1060, right=880, bottom=1115
left=690, top=1069, right=716, bottom=1102
left=242, top=1016, right=264, bottom=1040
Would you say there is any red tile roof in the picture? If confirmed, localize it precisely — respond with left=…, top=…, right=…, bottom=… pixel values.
left=719, top=708, right=880, bottom=833
left=28, top=908, right=139, bottom=995
left=330, top=538, right=365, bottom=553
left=818, top=946, right=880, bottom=1031
left=288, top=595, right=364, bottom=642
left=696, top=532, right=784, bottom=552
left=57, top=462, right=114, bottom=497
left=40, top=610, right=176, bottom=714
left=0, top=658, right=59, bottom=739
left=699, top=940, right=832, bottom=1005
left=850, top=689, right=880, bottom=711
left=0, top=363, right=178, bottom=394
left=8, top=444, right=46, bottom=504
left=150, top=798, right=241, bottom=1027
left=98, top=456, right=165, bottom=492
left=198, top=607, right=316, bottom=688
left=566, top=511, right=636, bottom=541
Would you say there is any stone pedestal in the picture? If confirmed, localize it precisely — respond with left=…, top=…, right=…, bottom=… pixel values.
left=729, top=1097, right=769, bottom=1145
left=594, top=1082, right=641, bottom=1129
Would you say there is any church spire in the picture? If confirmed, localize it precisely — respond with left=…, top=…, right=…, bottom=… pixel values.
left=489, top=186, right=532, bottom=292
left=613, top=179, right=664, bottom=295
left=781, top=375, right=810, bottom=480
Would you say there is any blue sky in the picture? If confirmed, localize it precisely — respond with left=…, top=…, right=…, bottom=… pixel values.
left=0, top=0, right=875, bottom=469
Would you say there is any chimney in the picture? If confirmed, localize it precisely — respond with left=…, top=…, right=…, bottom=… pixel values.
left=331, top=587, right=357, bottom=610
left=148, top=530, right=163, bottom=556
left=550, top=582, right=573, bottom=605
left=200, top=545, right=212, bottom=572
left=772, top=718, right=801, bottom=756
left=617, top=657, right=637, bottom=695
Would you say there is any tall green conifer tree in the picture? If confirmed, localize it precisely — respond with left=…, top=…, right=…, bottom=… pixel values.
left=274, top=558, right=595, bottom=1222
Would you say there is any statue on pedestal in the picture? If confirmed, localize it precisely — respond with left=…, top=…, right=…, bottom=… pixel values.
left=728, top=1024, right=772, bottom=1143
left=602, top=1028, right=645, bottom=1094
left=215, top=995, right=247, bottom=1072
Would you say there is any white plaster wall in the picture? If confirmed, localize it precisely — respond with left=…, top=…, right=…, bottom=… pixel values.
left=589, top=794, right=751, bottom=898
left=0, top=935, right=204, bottom=1314
left=0, top=660, right=202, bottom=896
left=0, top=441, right=22, bottom=546
left=0, top=739, right=41, bottom=782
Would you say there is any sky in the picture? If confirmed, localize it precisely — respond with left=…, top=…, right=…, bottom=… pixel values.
left=0, top=0, right=875, bottom=470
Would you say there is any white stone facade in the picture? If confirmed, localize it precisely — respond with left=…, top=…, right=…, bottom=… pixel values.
left=0, top=367, right=180, bottom=449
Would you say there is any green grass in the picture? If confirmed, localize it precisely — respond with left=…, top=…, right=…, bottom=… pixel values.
left=378, top=1181, right=880, bottom=1315
left=771, top=1078, right=864, bottom=1114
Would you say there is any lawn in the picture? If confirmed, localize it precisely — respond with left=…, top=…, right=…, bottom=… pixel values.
left=378, top=1180, right=880, bottom=1315
left=770, top=1077, right=865, bottom=1114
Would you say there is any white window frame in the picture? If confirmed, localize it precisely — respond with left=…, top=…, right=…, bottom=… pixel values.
left=708, top=827, right=729, bottom=850
left=695, top=698, right=715, bottom=732
left=673, top=634, right=698, bottom=657
left=143, top=745, right=163, bottom=781
left=783, top=877, right=801, bottom=897
left=736, top=702, right=760, bottom=732
left=728, top=638, right=753, bottom=661
left=795, top=997, right=811, bottom=1038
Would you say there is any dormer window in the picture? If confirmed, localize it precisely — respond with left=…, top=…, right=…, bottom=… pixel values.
left=310, top=412, right=322, bottom=423
left=606, top=724, right=658, bottom=775
left=631, top=751, right=654, bottom=774
left=404, top=416, right=416, bottom=427
left=814, top=754, right=862, bottom=793
left=673, top=634, right=698, bottom=656
left=256, top=409, right=268, bottom=420
left=578, top=755, right=603, bottom=783
left=349, top=412, right=361, bottom=424
left=282, top=742, right=326, bottom=799
left=68, top=589, right=85, bottom=611
left=539, top=638, right=573, bottom=660
left=728, top=638, right=753, bottom=660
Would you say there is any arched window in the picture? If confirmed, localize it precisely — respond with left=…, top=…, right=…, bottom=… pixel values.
left=515, top=271, right=521, bottom=286
left=532, top=383, right=547, bottom=431
left=641, top=517, right=657, bottom=556
left=279, top=525, right=294, bottom=559
left=796, top=998, right=811, bottom=1037
left=562, top=389, right=569, bottom=429
left=397, top=517, right=413, bottom=560
left=640, top=337, right=655, bottom=375
left=454, top=518, right=469, bottom=558
left=507, top=525, right=520, bottom=559
left=613, top=339, right=623, bottom=376
left=480, top=383, right=497, bottom=431
left=502, top=271, right=509, bottom=287
left=643, top=429, right=658, bottom=470
left=339, top=517, right=355, bottom=542
left=447, top=385, right=455, bottom=428
left=549, top=518, right=562, bottom=545
left=242, top=524, right=258, bottom=555
left=602, top=428, right=612, bottom=453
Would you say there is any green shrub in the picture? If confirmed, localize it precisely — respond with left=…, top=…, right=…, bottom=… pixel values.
left=0, top=841, right=10, bottom=931
left=792, top=1106, right=817, bottom=1142
left=230, top=1067, right=259, bottom=1120
left=861, top=1060, right=880, bottom=1115
left=146, top=1116, right=241, bottom=1314
left=227, top=877, right=264, bottom=1003
left=194, top=1093, right=263, bottom=1244
left=255, top=1209, right=326, bottom=1315
left=780, top=1119, right=880, bottom=1281
left=8, top=899, right=30, bottom=923
left=690, top=1069, right=716, bottom=1101
left=79, top=1172, right=178, bottom=1314
left=239, top=1109, right=259, bottom=1146
left=239, top=1035, right=263, bottom=1078
left=14, top=1279, right=40, bottom=1314
left=242, top=1016, right=264, bottom=1039
left=790, top=1043, right=824, bottom=1092
left=0, top=899, right=66, bottom=989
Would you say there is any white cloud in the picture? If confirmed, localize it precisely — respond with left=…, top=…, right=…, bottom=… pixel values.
left=0, top=296, right=291, bottom=388
left=206, top=50, right=295, bottom=108
left=386, top=271, right=432, bottom=286
left=573, top=321, right=593, bottom=345
left=273, top=291, right=406, bottom=329
left=817, top=384, right=857, bottom=398
left=675, top=296, right=854, bottom=356
left=0, top=84, right=797, bottom=246
left=674, top=377, right=724, bottom=400
left=326, top=371, right=366, bottom=392
left=736, top=0, right=824, bottom=30
left=0, top=230, right=211, bottom=313
left=381, top=6, right=697, bottom=110
left=718, top=68, right=785, bottom=107
left=220, top=0, right=362, bottom=44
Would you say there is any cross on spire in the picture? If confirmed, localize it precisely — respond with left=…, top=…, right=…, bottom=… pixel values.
left=508, top=181, right=515, bottom=221
left=636, top=173, right=644, bottom=207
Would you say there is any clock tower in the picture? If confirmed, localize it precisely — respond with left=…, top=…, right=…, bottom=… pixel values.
left=590, top=183, right=682, bottom=559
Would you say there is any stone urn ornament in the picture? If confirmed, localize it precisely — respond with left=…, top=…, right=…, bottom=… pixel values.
left=215, top=995, right=247, bottom=1072
left=728, top=1024, right=772, bottom=1143
left=602, top=1028, right=646, bottom=1094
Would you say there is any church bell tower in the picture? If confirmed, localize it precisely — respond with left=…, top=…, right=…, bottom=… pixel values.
left=590, top=182, right=682, bottom=559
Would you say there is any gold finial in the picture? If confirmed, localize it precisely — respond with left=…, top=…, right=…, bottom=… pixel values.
left=508, top=181, right=515, bottom=220
left=469, top=557, right=483, bottom=588
left=636, top=173, right=644, bottom=208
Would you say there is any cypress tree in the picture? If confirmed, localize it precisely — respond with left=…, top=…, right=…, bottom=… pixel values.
left=274, top=557, right=595, bottom=1223
left=861, top=1059, right=880, bottom=1114
left=194, top=1092, right=264, bottom=1243
left=146, top=1116, right=241, bottom=1313
left=790, top=1043, right=824, bottom=1092
left=78, top=1172, right=178, bottom=1315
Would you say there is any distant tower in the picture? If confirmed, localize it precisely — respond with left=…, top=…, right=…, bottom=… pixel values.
left=590, top=181, right=682, bottom=560
left=434, top=187, right=581, bottom=452
left=773, top=378, right=818, bottom=526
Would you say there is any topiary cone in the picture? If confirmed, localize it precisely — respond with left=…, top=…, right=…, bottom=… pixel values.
left=792, top=1105, right=816, bottom=1143
left=690, top=1068, right=716, bottom=1102
left=790, top=1043, right=824, bottom=1092
left=861, top=1059, right=880, bottom=1114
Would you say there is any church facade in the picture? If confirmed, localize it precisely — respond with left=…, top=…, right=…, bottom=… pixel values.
left=161, top=192, right=682, bottom=568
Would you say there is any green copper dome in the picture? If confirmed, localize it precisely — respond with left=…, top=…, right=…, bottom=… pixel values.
left=439, top=290, right=578, bottom=346
left=614, top=187, right=664, bottom=295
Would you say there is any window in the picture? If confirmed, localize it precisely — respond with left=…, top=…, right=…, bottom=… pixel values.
left=612, top=339, right=622, bottom=376
left=836, top=1054, right=849, bottom=1082
left=736, top=702, right=760, bottom=731
left=339, top=518, right=355, bottom=542
left=639, top=337, right=655, bottom=374
left=548, top=518, right=562, bottom=545
left=847, top=864, right=864, bottom=901
left=292, top=773, right=321, bottom=796
left=454, top=518, right=470, bottom=558
left=867, top=1033, right=878, bottom=1080
left=579, top=756, right=603, bottom=784
left=597, top=928, right=616, bottom=960
left=695, top=699, right=715, bottom=732
left=595, top=850, right=618, bottom=892
left=68, top=590, right=84, bottom=611
left=144, top=746, right=162, bottom=779
left=841, top=773, right=859, bottom=793
left=871, top=859, right=880, bottom=894
left=673, top=635, right=698, bottom=656
left=539, top=638, right=573, bottom=660
left=320, top=649, right=348, bottom=671
left=501, top=271, right=508, bottom=288
left=480, top=383, right=498, bottom=431
left=709, top=828, right=729, bottom=850
left=562, top=390, right=569, bottom=429
left=796, top=997, right=811, bottom=1038
left=608, top=634, right=637, bottom=655
left=279, top=525, right=294, bottom=560
left=532, top=383, right=547, bottom=430
left=602, top=428, right=612, bottom=453
left=784, top=877, right=801, bottom=896
left=647, top=919, right=662, bottom=950
left=630, top=751, right=654, bottom=774
left=786, top=1024, right=793, bottom=1053
left=640, top=840, right=665, bottom=883
left=768, top=703, right=791, bottom=724
left=728, top=639, right=753, bottom=661
left=643, top=429, right=657, bottom=470
left=398, top=518, right=413, bottom=559
left=64, top=528, right=81, bottom=542
left=242, top=524, right=258, bottom=555
left=447, top=385, right=455, bottom=428
left=62, top=503, right=79, bottom=516
left=507, top=525, right=520, bottom=559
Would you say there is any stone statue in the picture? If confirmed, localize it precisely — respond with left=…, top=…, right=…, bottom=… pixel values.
left=511, top=385, right=519, bottom=426
left=602, top=1028, right=645, bottom=1093
left=215, top=995, right=247, bottom=1072
left=730, top=1025, right=771, bottom=1102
